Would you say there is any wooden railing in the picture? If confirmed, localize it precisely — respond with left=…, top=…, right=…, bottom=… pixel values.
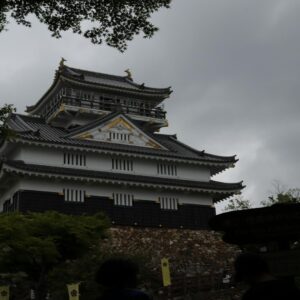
left=63, top=96, right=166, bottom=119
left=43, top=88, right=167, bottom=121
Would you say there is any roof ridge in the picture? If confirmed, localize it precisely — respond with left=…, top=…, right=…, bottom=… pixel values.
left=65, top=66, right=171, bottom=92
left=14, top=115, right=38, bottom=132
left=4, top=160, right=243, bottom=190
left=67, top=66, right=127, bottom=82
left=168, top=136, right=237, bottom=161
left=167, top=136, right=205, bottom=156
left=7, top=114, right=40, bottom=133
left=13, top=113, right=44, bottom=121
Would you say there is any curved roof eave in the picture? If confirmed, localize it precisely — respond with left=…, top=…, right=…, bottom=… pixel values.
left=168, top=136, right=237, bottom=162
left=12, top=137, right=237, bottom=168
left=2, top=161, right=244, bottom=194
left=26, top=74, right=62, bottom=114
left=66, top=66, right=172, bottom=94
left=26, top=69, right=172, bottom=114
left=60, top=76, right=171, bottom=98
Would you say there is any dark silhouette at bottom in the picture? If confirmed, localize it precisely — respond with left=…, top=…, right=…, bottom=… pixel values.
left=234, top=252, right=300, bottom=300
left=96, top=258, right=151, bottom=300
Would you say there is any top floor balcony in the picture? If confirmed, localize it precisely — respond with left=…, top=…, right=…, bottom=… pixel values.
left=42, top=89, right=168, bottom=131
left=62, top=96, right=166, bottom=120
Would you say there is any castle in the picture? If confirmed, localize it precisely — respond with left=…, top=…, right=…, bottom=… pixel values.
left=0, top=61, right=243, bottom=229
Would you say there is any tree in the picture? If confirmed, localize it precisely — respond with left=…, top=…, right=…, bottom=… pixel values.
left=48, top=251, right=155, bottom=300
left=223, top=195, right=252, bottom=212
left=0, top=103, right=15, bottom=141
left=259, top=180, right=300, bottom=206
left=0, top=1, right=171, bottom=52
left=261, top=188, right=300, bottom=206
left=0, top=212, right=109, bottom=300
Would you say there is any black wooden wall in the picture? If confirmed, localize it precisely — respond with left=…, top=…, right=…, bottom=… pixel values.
left=6, top=190, right=215, bottom=230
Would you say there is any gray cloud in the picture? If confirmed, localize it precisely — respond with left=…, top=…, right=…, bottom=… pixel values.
left=1, top=0, right=300, bottom=210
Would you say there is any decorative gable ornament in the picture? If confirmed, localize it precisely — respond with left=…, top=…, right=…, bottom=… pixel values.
left=71, top=114, right=166, bottom=150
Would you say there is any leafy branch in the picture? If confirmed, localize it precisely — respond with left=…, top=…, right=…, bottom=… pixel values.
left=0, top=1, right=171, bottom=52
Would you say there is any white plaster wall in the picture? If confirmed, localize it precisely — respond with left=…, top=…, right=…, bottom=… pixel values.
left=0, top=143, right=21, bottom=160
left=14, top=178, right=214, bottom=206
left=86, top=152, right=112, bottom=170
left=11, top=145, right=211, bottom=182
left=13, top=145, right=63, bottom=166
left=179, top=164, right=210, bottom=181
left=8, top=147, right=21, bottom=161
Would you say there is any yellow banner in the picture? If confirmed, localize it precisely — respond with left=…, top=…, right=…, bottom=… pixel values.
left=67, top=283, right=80, bottom=300
left=161, top=258, right=171, bottom=287
left=0, top=286, right=9, bottom=300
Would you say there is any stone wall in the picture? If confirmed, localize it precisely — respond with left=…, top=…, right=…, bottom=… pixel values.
left=101, top=226, right=242, bottom=299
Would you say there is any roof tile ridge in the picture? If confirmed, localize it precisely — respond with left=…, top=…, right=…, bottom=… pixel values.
left=210, top=179, right=244, bottom=186
left=14, top=114, right=46, bottom=128
left=14, top=114, right=39, bottom=133
left=153, top=133, right=176, bottom=138
left=123, top=77, right=172, bottom=92
left=67, top=66, right=127, bottom=82
left=67, top=66, right=171, bottom=92
left=168, top=136, right=237, bottom=161
left=203, top=152, right=237, bottom=161
left=168, top=136, right=205, bottom=156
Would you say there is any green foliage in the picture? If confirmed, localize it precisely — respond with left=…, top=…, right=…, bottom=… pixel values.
left=48, top=251, right=155, bottom=300
left=261, top=188, right=300, bottom=206
left=223, top=195, right=252, bottom=212
left=0, top=212, right=109, bottom=299
left=48, top=247, right=104, bottom=300
left=0, top=104, right=15, bottom=140
left=0, top=1, right=171, bottom=52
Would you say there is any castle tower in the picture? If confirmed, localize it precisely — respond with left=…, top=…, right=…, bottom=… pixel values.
left=0, top=62, right=243, bottom=229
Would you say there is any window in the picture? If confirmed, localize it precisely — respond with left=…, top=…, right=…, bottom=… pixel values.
left=63, top=189, right=85, bottom=202
left=109, top=132, right=130, bottom=143
left=113, top=193, right=133, bottom=206
left=157, top=163, right=177, bottom=176
left=159, top=197, right=178, bottom=210
left=63, top=153, right=86, bottom=166
left=112, top=158, right=133, bottom=171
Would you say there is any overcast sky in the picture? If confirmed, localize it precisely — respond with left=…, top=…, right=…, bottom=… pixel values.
left=1, top=0, right=299, bottom=211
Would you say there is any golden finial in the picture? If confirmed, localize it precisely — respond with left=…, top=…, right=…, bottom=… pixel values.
left=59, top=57, right=67, bottom=68
left=124, top=69, right=132, bottom=80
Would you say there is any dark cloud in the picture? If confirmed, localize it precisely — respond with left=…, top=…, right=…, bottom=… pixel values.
left=1, top=0, right=299, bottom=210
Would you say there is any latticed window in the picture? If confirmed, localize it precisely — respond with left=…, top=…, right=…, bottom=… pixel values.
left=159, top=197, right=178, bottom=210
left=157, top=163, right=177, bottom=176
left=112, top=193, right=134, bottom=206
left=109, top=132, right=131, bottom=142
left=112, top=158, right=133, bottom=171
left=63, top=189, right=85, bottom=202
left=63, top=153, right=86, bottom=166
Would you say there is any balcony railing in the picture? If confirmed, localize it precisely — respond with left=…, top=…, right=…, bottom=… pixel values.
left=62, top=97, right=166, bottom=120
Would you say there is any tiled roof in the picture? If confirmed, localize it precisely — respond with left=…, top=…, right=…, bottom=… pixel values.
left=7, top=114, right=237, bottom=174
left=64, top=66, right=172, bottom=95
left=26, top=65, right=172, bottom=113
left=2, top=160, right=243, bottom=202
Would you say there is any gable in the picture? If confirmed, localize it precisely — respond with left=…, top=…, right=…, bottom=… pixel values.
left=72, top=115, right=166, bottom=150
